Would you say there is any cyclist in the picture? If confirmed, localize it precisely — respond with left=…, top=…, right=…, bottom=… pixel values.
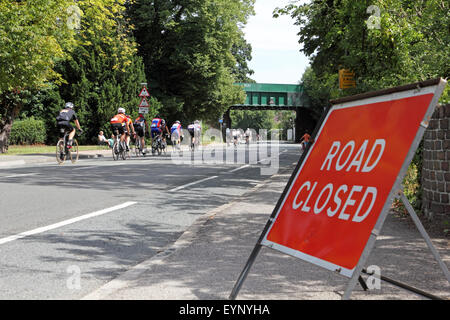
left=299, top=130, right=311, bottom=150
left=160, top=117, right=170, bottom=147
left=170, top=120, right=183, bottom=149
left=56, top=102, right=82, bottom=148
left=193, top=120, right=201, bottom=147
left=134, top=113, right=149, bottom=155
left=245, top=128, right=252, bottom=145
left=151, top=114, right=170, bottom=144
left=125, top=113, right=136, bottom=152
left=110, top=107, right=130, bottom=147
left=187, top=122, right=195, bottom=149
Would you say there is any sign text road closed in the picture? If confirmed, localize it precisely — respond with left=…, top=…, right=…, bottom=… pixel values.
left=261, top=87, right=437, bottom=277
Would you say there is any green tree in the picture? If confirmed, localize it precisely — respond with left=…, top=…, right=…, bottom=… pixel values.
left=128, top=0, right=255, bottom=124
left=276, top=0, right=449, bottom=210
left=0, top=0, right=77, bottom=152
left=57, top=0, right=150, bottom=144
left=230, top=109, right=275, bottom=133
left=275, top=0, right=449, bottom=102
left=17, top=0, right=151, bottom=145
left=231, top=32, right=255, bottom=83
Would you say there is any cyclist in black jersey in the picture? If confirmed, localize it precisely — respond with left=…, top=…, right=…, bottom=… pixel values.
left=56, top=102, right=82, bottom=147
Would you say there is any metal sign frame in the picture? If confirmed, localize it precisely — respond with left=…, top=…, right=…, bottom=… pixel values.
left=229, top=78, right=448, bottom=300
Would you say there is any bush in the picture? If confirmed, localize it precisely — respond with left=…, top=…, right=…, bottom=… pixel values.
left=392, top=142, right=423, bottom=214
left=9, top=117, right=47, bottom=145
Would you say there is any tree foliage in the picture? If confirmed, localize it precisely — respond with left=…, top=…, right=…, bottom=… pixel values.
left=1, top=0, right=256, bottom=151
left=0, top=0, right=76, bottom=93
left=230, top=109, right=275, bottom=133
left=5, top=0, right=151, bottom=146
left=275, top=0, right=449, bottom=210
left=128, top=0, right=255, bottom=124
left=54, top=0, right=149, bottom=144
left=0, top=0, right=77, bottom=152
left=275, top=0, right=449, bottom=113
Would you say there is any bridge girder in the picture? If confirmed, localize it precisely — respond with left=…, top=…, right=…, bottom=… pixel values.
left=223, top=83, right=315, bottom=142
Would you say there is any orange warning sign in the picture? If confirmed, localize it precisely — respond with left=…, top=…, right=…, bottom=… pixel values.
left=263, top=90, right=436, bottom=276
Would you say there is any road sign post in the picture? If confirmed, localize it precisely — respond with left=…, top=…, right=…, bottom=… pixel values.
left=229, top=78, right=448, bottom=300
left=138, top=84, right=150, bottom=114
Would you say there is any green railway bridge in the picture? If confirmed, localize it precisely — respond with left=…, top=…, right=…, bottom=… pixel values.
left=224, top=83, right=317, bottom=142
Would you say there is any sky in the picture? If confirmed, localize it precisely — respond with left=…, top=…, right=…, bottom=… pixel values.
left=243, top=0, right=310, bottom=85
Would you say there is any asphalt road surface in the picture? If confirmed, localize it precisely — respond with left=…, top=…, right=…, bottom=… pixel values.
left=0, top=142, right=301, bottom=299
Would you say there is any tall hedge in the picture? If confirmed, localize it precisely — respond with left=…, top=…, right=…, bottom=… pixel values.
left=9, top=117, right=46, bottom=145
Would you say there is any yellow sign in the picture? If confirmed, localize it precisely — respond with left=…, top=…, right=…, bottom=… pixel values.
left=339, top=69, right=356, bottom=89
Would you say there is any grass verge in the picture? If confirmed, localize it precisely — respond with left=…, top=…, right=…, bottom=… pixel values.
left=1, top=144, right=109, bottom=156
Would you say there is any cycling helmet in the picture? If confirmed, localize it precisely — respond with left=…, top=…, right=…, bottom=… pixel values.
left=194, top=120, right=200, bottom=124
left=65, top=102, right=74, bottom=109
left=118, top=107, right=125, bottom=114
left=175, top=120, right=180, bottom=124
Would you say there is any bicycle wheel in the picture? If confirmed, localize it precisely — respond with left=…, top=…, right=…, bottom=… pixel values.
left=112, top=141, right=120, bottom=161
left=151, top=139, right=157, bottom=155
left=172, top=140, right=177, bottom=152
left=121, top=141, right=128, bottom=160
left=69, top=139, right=79, bottom=163
left=134, top=139, right=140, bottom=157
left=157, top=141, right=162, bottom=155
left=56, top=139, right=66, bottom=164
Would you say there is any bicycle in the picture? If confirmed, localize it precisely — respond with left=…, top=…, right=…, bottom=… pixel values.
left=56, top=129, right=79, bottom=165
left=133, top=135, right=146, bottom=157
left=112, top=131, right=129, bottom=161
left=151, top=135, right=162, bottom=155
left=190, top=137, right=195, bottom=151
left=190, top=134, right=200, bottom=151
left=161, top=135, right=167, bottom=155
left=171, top=135, right=182, bottom=153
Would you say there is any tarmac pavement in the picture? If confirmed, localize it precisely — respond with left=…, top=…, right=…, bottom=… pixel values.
left=82, top=168, right=450, bottom=300
left=1, top=146, right=449, bottom=300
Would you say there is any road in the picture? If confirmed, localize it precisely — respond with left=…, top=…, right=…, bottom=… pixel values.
left=0, top=142, right=301, bottom=299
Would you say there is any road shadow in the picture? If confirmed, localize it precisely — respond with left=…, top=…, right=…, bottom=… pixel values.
left=105, top=175, right=450, bottom=300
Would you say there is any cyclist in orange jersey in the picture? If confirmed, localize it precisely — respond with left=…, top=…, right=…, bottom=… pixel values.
left=110, top=108, right=130, bottom=145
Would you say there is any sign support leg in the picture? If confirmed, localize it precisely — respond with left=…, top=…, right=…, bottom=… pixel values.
left=342, top=195, right=394, bottom=300
left=343, top=191, right=450, bottom=300
left=229, top=243, right=263, bottom=300
left=358, top=276, right=369, bottom=291
left=399, top=192, right=450, bottom=283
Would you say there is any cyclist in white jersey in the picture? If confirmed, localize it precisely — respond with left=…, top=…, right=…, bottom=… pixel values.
left=193, top=120, right=201, bottom=147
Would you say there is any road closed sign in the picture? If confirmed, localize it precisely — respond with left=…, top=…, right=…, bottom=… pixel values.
left=261, top=79, right=446, bottom=277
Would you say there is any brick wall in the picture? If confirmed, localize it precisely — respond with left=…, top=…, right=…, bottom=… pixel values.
left=421, top=103, right=450, bottom=219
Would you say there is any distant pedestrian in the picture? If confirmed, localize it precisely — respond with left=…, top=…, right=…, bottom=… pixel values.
left=98, top=131, right=113, bottom=148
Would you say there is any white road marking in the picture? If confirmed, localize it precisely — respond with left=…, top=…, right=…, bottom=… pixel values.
left=169, top=176, right=218, bottom=192
left=0, top=160, right=26, bottom=168
left=0, top=201, right=137, bottom=245
left=228, top=164, right=250, bottom=173
left=2, top=173, right=39, bottom=178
